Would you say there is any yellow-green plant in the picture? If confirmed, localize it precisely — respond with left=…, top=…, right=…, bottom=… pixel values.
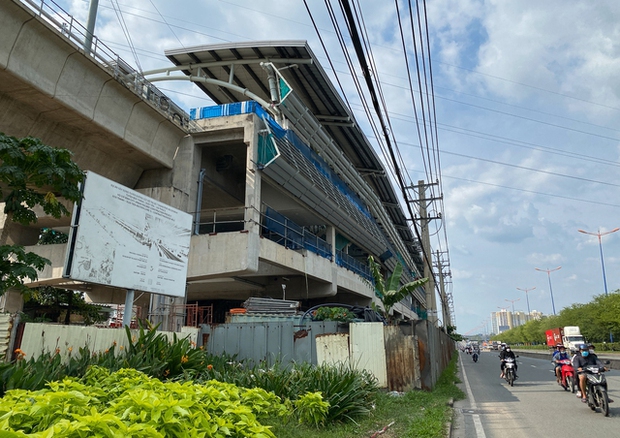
left=368, top=255, right=428, bottom=322
left=0, top=367, right=285, bottom=437
left=294, top=392, right=330, bottom=426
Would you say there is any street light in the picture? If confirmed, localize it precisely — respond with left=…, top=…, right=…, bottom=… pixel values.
left=578, top=227, right=619, bottom=343
left=517, top=287, right=535, bottom=320
left=577, top=228, right=619, bottom=296
left=505, top=298, right=520, bottom=313
left=535, top=266, right=561, bottom=315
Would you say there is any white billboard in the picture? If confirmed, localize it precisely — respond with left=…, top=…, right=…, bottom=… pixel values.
left=64, top=171, right=192, bottom=298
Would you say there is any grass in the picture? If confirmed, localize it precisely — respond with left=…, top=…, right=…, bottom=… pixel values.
left=267, top=353, right=465, bottom=438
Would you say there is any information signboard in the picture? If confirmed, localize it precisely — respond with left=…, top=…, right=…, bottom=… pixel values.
left=64, top=171, right=192, bottom=298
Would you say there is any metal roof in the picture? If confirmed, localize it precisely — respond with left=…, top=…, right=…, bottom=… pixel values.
left=164, top=40, right=420, bottom=266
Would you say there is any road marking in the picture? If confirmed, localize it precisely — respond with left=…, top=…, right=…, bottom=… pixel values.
left=459, top=355, right=487, bottom=438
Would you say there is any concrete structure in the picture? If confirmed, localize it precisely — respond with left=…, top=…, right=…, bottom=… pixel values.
left=0, top=0, right=428, bottom=328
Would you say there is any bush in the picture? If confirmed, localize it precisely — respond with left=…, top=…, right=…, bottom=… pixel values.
left=0, top=367, right=284, bottom=437
left=313, top=306, right=356, bottom=322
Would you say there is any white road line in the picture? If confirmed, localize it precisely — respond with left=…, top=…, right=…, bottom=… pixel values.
left=459, top=355, right=487, bottom=438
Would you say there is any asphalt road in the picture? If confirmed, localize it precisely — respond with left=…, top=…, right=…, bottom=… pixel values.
left=451, top=351, right=620, bottom=437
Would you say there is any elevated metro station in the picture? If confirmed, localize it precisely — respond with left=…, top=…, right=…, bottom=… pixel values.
left=1, top=0, right=431, bottom=328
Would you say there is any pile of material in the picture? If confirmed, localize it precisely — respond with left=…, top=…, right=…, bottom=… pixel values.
left=242, top=297, right=300, bottom=314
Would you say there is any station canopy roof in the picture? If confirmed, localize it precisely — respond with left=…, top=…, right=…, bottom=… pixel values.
left=164, top=40, right=420, bottom=262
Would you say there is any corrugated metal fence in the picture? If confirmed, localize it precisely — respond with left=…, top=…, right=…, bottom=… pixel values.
left=7, top=319, right=454, bottom=391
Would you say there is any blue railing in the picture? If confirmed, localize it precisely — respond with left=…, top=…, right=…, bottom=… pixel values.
left=336, top=250, right=373, bottom=282
left=261, top=207, right=332, bottom=261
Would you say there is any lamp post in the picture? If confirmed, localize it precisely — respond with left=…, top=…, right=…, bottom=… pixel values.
left=505, top=298, right=520, bottom=329
left=517, top=287, right=535, bottom=320
left=578, top=227, right=619, bottom=343
left=505, top=298, right=520, bottom=314
left=578, top=228, right=619, bottom=296
left=535, top=266, right=561, bottom=315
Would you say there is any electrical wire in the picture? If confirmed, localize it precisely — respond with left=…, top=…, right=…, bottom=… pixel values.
left=109, top=0, right=142, bottom=72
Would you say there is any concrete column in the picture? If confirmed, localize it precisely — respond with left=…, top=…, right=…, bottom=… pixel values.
left=325, top=225, right=336, bottom=260
left=244, top=115, right=262, bottom=233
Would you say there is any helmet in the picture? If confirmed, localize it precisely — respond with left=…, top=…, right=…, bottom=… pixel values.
left=558, top=344, right=566, bottom=350
left=579, top=344, right=588, bottom=351
left=587, top=343, right=595, bottom=349
left=556, top=344, right=563, bottom=349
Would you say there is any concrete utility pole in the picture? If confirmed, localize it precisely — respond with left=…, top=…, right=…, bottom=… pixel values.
left=436, top=250, right=451, bottom=327
left=417, top=180, right=438, bottom=324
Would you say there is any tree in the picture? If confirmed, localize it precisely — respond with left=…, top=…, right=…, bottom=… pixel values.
left=0, top=245, right=49, bottom=294
left=0, top=133, right=84, bottom=295
left=368, top=255, right=428, bottom=323
left=22, top=286, right=109, bottom=325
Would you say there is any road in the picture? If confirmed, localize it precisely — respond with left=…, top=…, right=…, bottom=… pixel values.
left=451, top=350, right=620, bottom=437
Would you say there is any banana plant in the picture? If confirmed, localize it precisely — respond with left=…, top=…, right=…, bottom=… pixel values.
left=368, top=255, right=428, bottom=322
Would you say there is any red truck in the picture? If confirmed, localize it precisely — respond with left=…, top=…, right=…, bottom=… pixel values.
left=545, top=328, right=563, bottom=347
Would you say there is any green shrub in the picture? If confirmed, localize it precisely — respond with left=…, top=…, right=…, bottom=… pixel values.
left=294, top=392, right=330, bottom=426
left=0, top=367, right=283, bottom=437
left=313, top=306, right=356, bottom=322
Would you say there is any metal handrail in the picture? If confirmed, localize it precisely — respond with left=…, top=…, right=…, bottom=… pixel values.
left=19, top=0, right=199, bottom=132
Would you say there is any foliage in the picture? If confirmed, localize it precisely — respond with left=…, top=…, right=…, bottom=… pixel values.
left=492, top=291, right=620, bottom=344
left=1, top=323, right=381, bottom=427
left=446, top=325, right=464, bottom=341
left=268, top=353, right=464, bottom=438
left=0, top=322, right=206, bottom=395
left=0, top=133, right=84, bottom=296
left=0, top=367, right=283, bottom=437
left=0, top=245, right=49, bottom=294
left=120, top=321, right=207, bottom=379
left=0, top=133, right=84, bottom=226
left=313, top=306, right=356, bottom=322
left=37, top=227, right=68, bottom=245
left=367, top=256, right=428, bottom=322
left=22, top=286, right=109, bottom=325
left=294, top=392, right=330, bottom=426
left=196, top=360, right=379, bottom=424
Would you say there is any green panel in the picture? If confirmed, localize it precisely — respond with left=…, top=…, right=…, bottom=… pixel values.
left=335, top=234, right=350, bottom=251
left=279, top=77, right=291, bottom=101
left=257, top=133, right=278, bottom=166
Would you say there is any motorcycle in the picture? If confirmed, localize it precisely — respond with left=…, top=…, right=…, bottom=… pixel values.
left=472, top=351, right=479, bottom=362
left=503, top=357, right=517, bottom=386
left=557, top=358, right=575, bottom=393
left=583, top=365, right=610, bottom=416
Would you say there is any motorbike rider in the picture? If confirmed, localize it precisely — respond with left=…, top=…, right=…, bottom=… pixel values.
left=552, top=344, right=570, bottom=385
left=574, top=343, right=606, bottom=403
left=499, top=345, right=518, bottom=379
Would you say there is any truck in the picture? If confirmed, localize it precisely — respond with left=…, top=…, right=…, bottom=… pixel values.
left=545, top=328, right=563, bottom=347
left=562, top=326, right=585, bottom=352
left=545, top=326, right=585, bottom=352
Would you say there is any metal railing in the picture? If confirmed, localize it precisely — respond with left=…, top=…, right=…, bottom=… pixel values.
left=261, top=207, right=332, bottom=260
left=335, top=249, right=373, bottom=282
left=192, top=205, right=379, bottom=281
left=194, top=207, right=246, bottom=234
left=19, top=0, right=199, bottom=132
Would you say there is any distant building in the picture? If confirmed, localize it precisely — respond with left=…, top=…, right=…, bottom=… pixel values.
left=492, top=309, right=545, bottom=333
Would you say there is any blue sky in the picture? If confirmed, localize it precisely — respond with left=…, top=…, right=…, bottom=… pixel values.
left=55, top=0, right=620, bottom=335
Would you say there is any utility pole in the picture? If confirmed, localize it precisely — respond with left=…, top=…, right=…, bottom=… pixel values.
left=436, top=249, right=451, bottom=327
left=417, top=180, right=438, bottom=324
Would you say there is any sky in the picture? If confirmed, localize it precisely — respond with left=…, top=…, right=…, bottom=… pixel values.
left=50, top=0, right=620, bottom=335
